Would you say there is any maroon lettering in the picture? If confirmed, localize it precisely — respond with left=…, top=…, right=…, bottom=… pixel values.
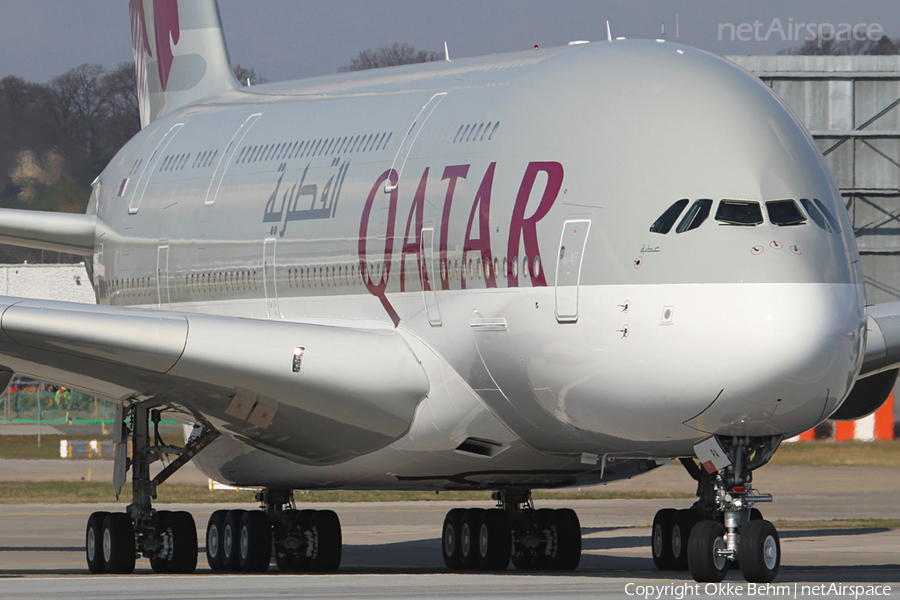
left=439, top=165, right=470, bottom=290
left=400, top=168, right=429, bottom=293
left=358, top=169, right=400, bottom=326
left=506, top=162, right=564, bottom=287
left=462, top=162, right=497, bottom=289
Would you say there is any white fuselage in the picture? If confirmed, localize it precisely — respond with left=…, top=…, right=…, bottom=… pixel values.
left=88, top=41, right=865, bottom=489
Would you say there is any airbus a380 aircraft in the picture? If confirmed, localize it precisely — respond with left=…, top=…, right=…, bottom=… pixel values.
left=1, top=0, right=898, bottom=583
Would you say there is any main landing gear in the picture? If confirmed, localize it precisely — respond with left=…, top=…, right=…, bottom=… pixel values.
left=86, top=403, right=219, bottom=574
left=205, top=488, right=343, bottom=573
left=651, top=436, right=782, bottom=584
left=441, top=490, right=582, bottom=571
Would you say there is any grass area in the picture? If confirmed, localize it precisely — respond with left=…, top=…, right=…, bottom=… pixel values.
left=771, top=518, right=900, bottom=529
left=769, top=440, right=900, bottom=467
left=0, top=434, right=113, bottom=459
left=0, top=482, right=694, bottom=505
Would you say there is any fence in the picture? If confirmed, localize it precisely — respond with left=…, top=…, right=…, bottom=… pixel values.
left=0, top=381, right=117, bottom=424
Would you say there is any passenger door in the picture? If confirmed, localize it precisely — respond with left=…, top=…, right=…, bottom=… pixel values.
left=554, top=219, right=591, bottom=323
left=263, top=237, right=279, bottom=319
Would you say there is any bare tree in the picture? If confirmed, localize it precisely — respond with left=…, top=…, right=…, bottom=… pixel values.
left=339, top=43, right=442, bottom=72
left=233, top=64, right=268, bottom=86
left=97, top=63, right=140, bottom=157
left=49, top=64, right=111, bottom=158
left=779, top=34, right=900, bottom=56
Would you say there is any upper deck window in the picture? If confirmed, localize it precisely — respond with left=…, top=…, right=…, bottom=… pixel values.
left=650, top=199, right=689, bottom=234
left=676, top=199, right=713, bottom=233
left=766, top=200, right=806, bottom=226
left=715, top=200, right=763, bottom=226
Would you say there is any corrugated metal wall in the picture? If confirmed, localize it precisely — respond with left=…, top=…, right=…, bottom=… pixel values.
left=729, top=55, right=900, bottom=423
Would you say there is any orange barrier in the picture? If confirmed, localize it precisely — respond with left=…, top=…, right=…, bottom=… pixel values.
left=789, top=392, right=895, bottom=441
left=875, top=392, right=895, bottom=440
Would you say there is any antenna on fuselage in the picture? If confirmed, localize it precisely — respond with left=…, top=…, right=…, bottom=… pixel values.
left=661, top=22, right=665, bottom=40
left=606, top=20, right=612, bottom=42
left=676, top=13, right=680, bottom=42
left=444, top=41, right=451, bottom=62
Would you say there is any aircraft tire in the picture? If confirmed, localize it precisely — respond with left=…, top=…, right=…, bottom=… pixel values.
left=275, top=509, right=311, bottom=572
left=85, top=511, right=109, bottom=574
left=739, top=520, right=780, bottom=583
left=308, top=510, right=342, bottom=572
left=458, top=508, right=484, bottom=570
left=166, top=511, right=198, bottom=573
left=441, top=508, right=466, bottom=570
left=511, top=550, right=540, bottom=570
left=477, top=508, right=511, bottom=570
left=221, top=509, right=246, bottom=571
left=672, top=509, right=701, bottom=570
left=101, top=512, right=135, bottom=574
left=510, top=509, right=540, bottom=571
left=238, top=511, right=271, bottom=572
left=651, top=508, right=678, bottom=570
left=150, top=510, right=172, bottom=573
left=541, top=508, right=581, bottom=571
left=688, top=520, right=728, bottom=582
left=206, top=509, right=228, bottom=571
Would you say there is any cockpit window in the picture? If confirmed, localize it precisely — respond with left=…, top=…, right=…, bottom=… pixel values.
left=800, top=199, right=833, bottom=233
left=715, top=200, right=763, bottom=226
left=766, top=200, right=806, bottom=226
left=650, top=199, right=689, bottom=234
left=676, top=199, right=713, bottom=233
left=813, top=198, right=842, bottom=233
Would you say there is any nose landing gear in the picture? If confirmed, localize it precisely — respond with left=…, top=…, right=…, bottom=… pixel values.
left=652, top=436, right=783, bottom=583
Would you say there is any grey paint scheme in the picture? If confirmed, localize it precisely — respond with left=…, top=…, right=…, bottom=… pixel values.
left=0, top=36, right=880, bottom=489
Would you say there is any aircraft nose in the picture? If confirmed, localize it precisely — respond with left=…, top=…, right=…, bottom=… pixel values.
left=683, top=281, right=864, bottom=437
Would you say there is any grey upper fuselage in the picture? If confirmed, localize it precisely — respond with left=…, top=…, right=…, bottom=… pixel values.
left=89, top=40, right=865, bottom=461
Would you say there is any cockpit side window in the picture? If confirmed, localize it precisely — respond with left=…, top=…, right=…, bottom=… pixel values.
left=676, top=199, right=713, bottom=233
left=766, top=200, right=806, bottom=226
left=715, top=200, right=763, bottom=226
left=650, top=199, right=689, bottom=234
left=800, top=199, right=833, bottom=233
left=813, top=198, right=842, bottom=233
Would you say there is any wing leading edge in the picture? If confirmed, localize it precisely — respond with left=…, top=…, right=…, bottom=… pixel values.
left=0, top=296, right=429, bottom=464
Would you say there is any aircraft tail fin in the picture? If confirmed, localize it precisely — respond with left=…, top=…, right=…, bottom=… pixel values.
left=129, top=0, right=240, bottom=128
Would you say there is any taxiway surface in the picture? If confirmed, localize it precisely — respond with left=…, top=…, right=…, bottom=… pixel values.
left=0, top=464, right=897, bottom=599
